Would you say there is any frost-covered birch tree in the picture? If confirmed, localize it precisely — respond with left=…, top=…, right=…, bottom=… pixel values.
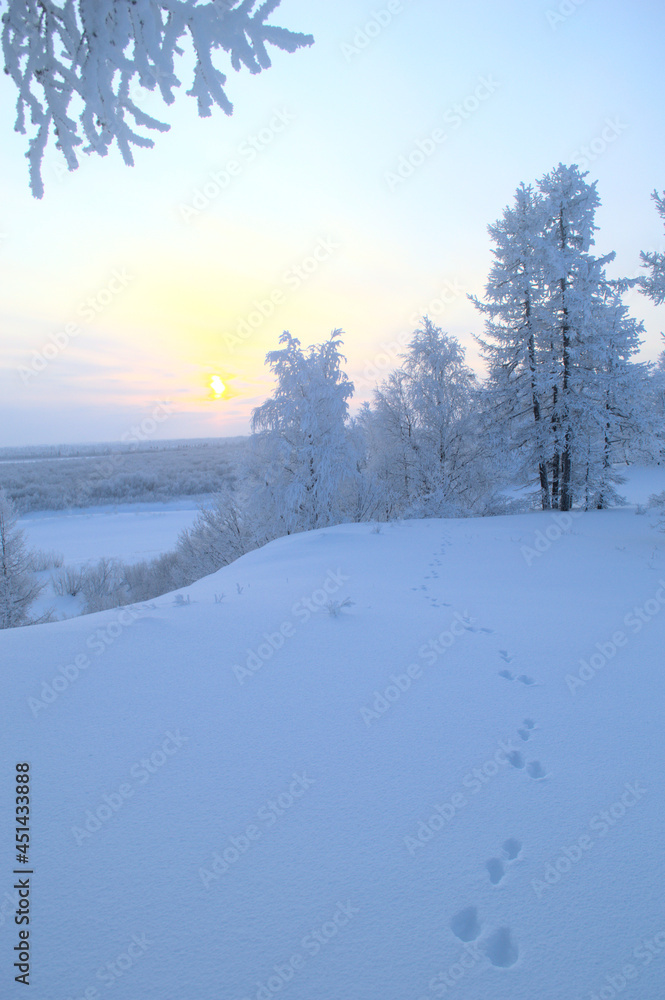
left=1, top=0, right=313, bottom=196
left=250, top=330, right=357, bottom=534
left=365, top=319, right=499, bottom=516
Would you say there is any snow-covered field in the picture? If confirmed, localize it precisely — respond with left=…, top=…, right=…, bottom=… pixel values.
left=19, top=500, right=201, bottom=567
left=18, top=500, right=201, bottom=621
left=2, top=469, right=665, bottom=999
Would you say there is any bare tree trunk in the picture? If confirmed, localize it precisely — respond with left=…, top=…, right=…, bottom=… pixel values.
left=526, top=311, right=551, bottom=509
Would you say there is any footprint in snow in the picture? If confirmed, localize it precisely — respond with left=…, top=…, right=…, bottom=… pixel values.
left=450, top=906, right=481, bottom=942
left=486, top=839, right=523, bottom=884
left=498, top=668, right=538, bottom=686
left=484, top=927, right=519, bottom=968
left=461, top=617, right=494, bottom=634
left=503, top=838, right=522, bottom=860
left=506, top=742, right=546, bottom=781
left=517, top=718, right=536, bottom=741
left=486, top=858, right=506, bottom=885
left=499, top=650, right=513, bottom=663
left=450, top=906, right=520, bottom=969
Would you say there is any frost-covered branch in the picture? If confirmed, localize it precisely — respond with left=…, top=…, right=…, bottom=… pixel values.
left=1, top=0, right=313, bottom=196
left=640, top=190, right=665, bottom=305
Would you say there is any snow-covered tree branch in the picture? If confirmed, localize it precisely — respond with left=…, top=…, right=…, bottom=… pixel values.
left=640, top=190, right=665, bottom=305
left=1, top=0, right=313, bottom=196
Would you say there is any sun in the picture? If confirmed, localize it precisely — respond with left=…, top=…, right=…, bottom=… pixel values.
left=210, top=375, right=225, bottom=398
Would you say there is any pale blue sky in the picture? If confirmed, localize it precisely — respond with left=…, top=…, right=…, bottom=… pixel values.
left=1, top=0, right=664, bottom=445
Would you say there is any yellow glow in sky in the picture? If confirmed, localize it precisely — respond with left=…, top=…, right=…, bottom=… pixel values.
left=210, top=375, right=225, bottom=397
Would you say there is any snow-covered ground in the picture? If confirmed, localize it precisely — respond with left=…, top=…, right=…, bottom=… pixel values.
left=2, top=473, right=665, bottom=999
left=18, top=500, right=202, bottom=621
left=18, top=499, right=201, bottom=567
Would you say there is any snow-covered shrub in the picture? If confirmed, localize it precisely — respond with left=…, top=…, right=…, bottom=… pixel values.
left=325, top=597, right=354, bottom=617
left=80, top=558, right=127, bottom=614
left=0, top=489, right=49, bottom=628
left=176, top=488, right=257, bottom=580
left=52, top=566, right=86, bottom=597
left=648, top=491, right=665, bottom=529
left=29, top=548, right=64, bottom=571
left=0, top=438, right=246, bottom=513
left=122, top=552, right=186, bottom=603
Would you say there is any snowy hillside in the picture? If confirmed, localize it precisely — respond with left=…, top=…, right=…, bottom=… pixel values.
left=2, top=503, right=665, bottom=999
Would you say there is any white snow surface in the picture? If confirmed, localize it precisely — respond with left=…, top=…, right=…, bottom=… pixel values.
left=2, top=504, right=665, bottom=998
left=18, top=500, right=201, bottom=567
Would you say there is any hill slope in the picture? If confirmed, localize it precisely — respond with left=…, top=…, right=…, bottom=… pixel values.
left=2, top=507, right=665, bottom=999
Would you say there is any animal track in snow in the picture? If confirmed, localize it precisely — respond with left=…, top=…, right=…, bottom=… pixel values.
left=450, top=906, right=481, bottom=942
left=502, top=838, right=522, bottom=860
left=485, top=839, right=522, bottom=884
left=517, top=718, right=536, bottom=741
left=459, top=617, right=495, bottom=634
left=486, top=858, right=506, bottom=884
left=499, top=650, right=513, bottom=663
left=505, top=733, right=545, bottom=781
left=498, top=669, right=537, bottom=686
left=483, top=927, right=519, bottom=967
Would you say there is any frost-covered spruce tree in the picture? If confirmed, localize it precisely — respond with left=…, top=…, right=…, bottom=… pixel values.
left=2, top=0, right=313, bottom=197
left=0, top=490, right=45, bottom=628
left=473, top=164, right=647, bottom=510
left=471, top=183, right=555, bottom=509
left=250, top=330, right=357, bottom=534
left=640, top=190, right=665, bottom=305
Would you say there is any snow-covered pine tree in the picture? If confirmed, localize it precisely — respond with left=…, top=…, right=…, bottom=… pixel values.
left=0, top=490, right=46, bottom=628
left=250, top=330, right=357, bottom=533
left=2, top=0, right=313, bottom=197
left=640, top=190, right=665, bottom=305
left=473, top=164, right=647, bottom=510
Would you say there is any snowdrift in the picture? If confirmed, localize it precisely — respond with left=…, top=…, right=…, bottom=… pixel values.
left=2, top=508, right=665, bottom=999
